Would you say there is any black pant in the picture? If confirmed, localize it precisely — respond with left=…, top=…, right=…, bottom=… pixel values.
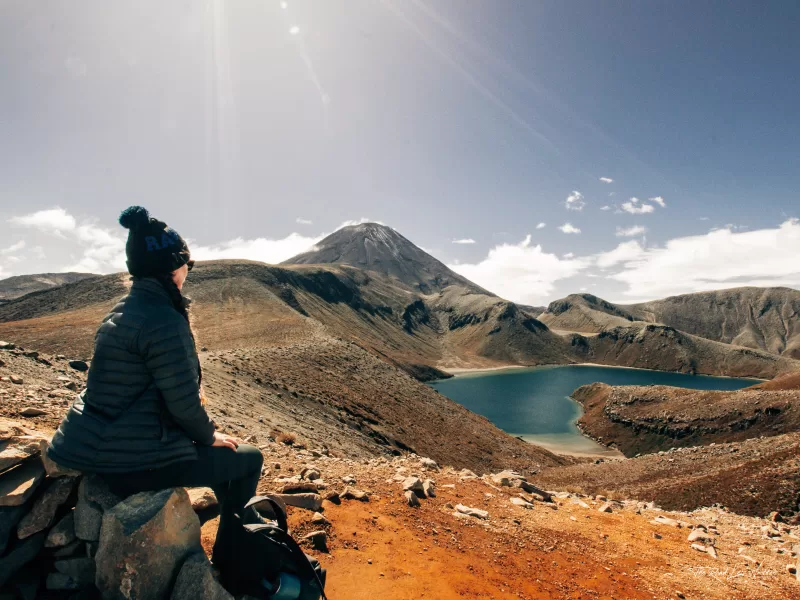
left=103, top=443, right=263, bottom=561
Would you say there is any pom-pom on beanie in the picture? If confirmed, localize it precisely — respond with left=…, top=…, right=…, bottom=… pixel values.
left=118, top=206, right=191, bottom=277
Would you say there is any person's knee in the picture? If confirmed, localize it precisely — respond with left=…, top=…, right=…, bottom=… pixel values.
left=236, top=443, right=263, bottom=474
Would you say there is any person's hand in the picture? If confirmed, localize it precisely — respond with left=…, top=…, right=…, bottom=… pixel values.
left=212, top=431, right=240, bottom=450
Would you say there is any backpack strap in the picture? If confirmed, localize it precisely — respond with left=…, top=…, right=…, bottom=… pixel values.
left=246, top=495, right=289, bottom=532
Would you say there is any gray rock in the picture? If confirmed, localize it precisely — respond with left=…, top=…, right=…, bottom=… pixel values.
left=18, top=475, right=78, bottom=538
left=74, top=475, right=122, bottom=541
left=0, top=531, right=45, bottom=588
left=404, top=490, right=420, bottom=507
left=419, top=457, right=439, bottom=471
left=402, top=477, right=424, bottom=495
left=0, top=460, right=45, bottom=506
left=68, top=360, right=89, bottom=372
left=55, top=557, right=95, bottom=587
left=339, top=487, right=369, bottom=502
left=0, top=429, right=48, bottom=471
left=311, top=512, right=330, bottom=525
left=95, top=488, right=201, bottom=600
left=510, top=497, right=534, bottom=509
left=19, top=407, right=47, bottom=417
left=518, top=481, right=553, bottom=502
left=598, top=502, right=613, bottom=513
left=279, top=482, right=319, bottom=495
left=0, top=341, right=15, bottom=350
left=262, top=493, right=322, bottom=512
left=455, top=504, right=489, bottom=520
left=53, top=539, right=83, bottom=558
left=422, top=479, right=436, bottom=498
left=46, top=510, right=77, bottom=547
left=187, top=487, right=218, bottom=512
left=0, top=504, right=27, bottom=554
left=171, top=552, right=233, bottom=600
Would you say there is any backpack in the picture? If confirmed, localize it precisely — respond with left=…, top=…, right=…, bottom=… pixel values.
left=215, top=495, right=328, bottom=600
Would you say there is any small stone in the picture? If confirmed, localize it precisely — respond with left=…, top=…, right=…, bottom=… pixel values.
left=419, top=457, right=439, bottom=470
left=404, top=490, right=420, bottom=507
left=324, top=490, right=342, bottom=505
left=598, top=502, right=613, bottom=513
left=53, top=539, right=83, bottom=558
left=17, top=476, right=78, bottom=538
left=402, top=477, right=424, bottom=495
left=311, top=512, right=330, bottom=525
left=340, top=487, right=369, bottom=502
left=262, top=493, right=322, bottom=512
left=0, top=341, right=16, bottom=350
left=510, top=497, right=534, bottom=509
left=301, top=468, right=321, bottom=481
left=455, top=504, right=489, bottom=520
left=302, top=530, right=328, bottom=552
left=68, top=360, right=89, bottom=372
left=170, top=552, right=234, bottom=600
left=342, top=475, right=356, bottom=485
left=187, top=487, right=218, bottom=512
left=651, top=516, right=681, bottom=528
left=18, top=407, right=46, bottom=417
left=0, top=460, right=45, bottom=507
left=46, top=511, right=77, bottom=548
left=280, top=482, right=319, bottom=495
left=422, top=479, right=436, bottom=498
left=687, top=529, right=714, bottom=543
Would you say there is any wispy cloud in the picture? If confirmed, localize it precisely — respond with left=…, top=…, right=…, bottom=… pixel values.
left=10, top=208, right=77, bottom=235
left=192, top=232, right=322, bottom=265
left=649, top=196, right=666, bottom=208
left=558, top=223, right=581, bottom=234
left=620, top=198, right=655, bottom=215
left=536, top=222, right=546, bottom=229
left=0, top=240, right=26, bottom=255
left=599, top=177, right=614, bottom=184
left=616, top=225, right=647, bottom=237
left=565, top=190, right=585, bottom=211
left=296, top=217, right=313, bottom=225
left=600, top=205, right=611, bottom=211
left=452, top=238, right=476, bottom=245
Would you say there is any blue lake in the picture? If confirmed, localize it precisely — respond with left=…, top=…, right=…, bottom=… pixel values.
left=428, top=365, right=760, bottom=456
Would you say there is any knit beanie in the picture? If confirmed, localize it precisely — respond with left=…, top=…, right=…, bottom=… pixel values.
left=118, top=206, right=191, bottom=277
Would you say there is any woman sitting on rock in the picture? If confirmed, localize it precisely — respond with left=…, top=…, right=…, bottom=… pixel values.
left=47, top=205, right=263, bottom=565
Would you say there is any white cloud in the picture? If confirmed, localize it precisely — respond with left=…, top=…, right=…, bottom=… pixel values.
left=649, top=196, right=666, bottom=208
left=615, top=225, right=647, bottom=237
left=447, top=235, right=590, bottom=305
left=296, top=217, right=313, bottom=225
left=565, top=190, right=585, bottom=211
left=536, top=222, right=546, bottom=229
left=280, top=1, right=288, bottom=8
left=289, top=26, right=300, bottom=35
left=338, top=218, right=384, bottom=228
left=563, top=252, right=575, bottom=259
left=191, top=232, right=321, bottom=265
left=600, top=219, right=800, bottom=299
left=699, top=217, right=710, bottom=221
left=452, top=238, right=476, bottom=245
left=0, top=240, right=26, bottom=255
left=599, top=177, right=614, bottom=184
left=9, top=208, right=77, bottom=234
left=620, top=200, right=655, bottom=215
left=558, top=223, right=581, bottom=234
left=600, top=205, right=611, bottom=211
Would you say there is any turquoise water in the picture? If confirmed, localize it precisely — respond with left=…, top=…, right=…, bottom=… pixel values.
left=429, top=365, right=760, bottom=456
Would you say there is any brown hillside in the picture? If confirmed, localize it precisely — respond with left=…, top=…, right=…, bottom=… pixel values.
left=571, top=381, right=800, bottom=456
left=0, top=271, right=99, bottom=301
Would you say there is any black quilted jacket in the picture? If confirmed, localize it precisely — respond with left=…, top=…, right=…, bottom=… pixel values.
left=47, top=277, right=215, bottom=473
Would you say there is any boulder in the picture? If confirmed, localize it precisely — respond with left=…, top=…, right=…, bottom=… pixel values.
left=404, top=490, right=420, bottom=507
left=41, top=452, right=81, bottom=478
left=74, top=476, right=122, bottom=541
left=598, top=502, right=613, bottom=513
left=187, top=487, right=218, bottom=512
left=0, top=532, right=45, bottom=588
left=323, top=490, right=341, bottom=505
left=422, top=479, right=436, bottom=498
left=46, top=510, right=77, bottom=548
left=95, top=488, right=201, bottom=600
left=170, top=552, right=233, bottom=600
left=53, top=539, right=83, bottom=558
left=0, top=504, right=28, bottom=554
left=262, top=493, right=322, bottom=512
left=301, top=468, right=321, bottom=481
left=687, top=529, right=714, bottom=543
left=454, top=504, right=489, bottom=520
left=490, top=470, right=521, bottom=487
left=0, top=460, right=46, bottom=507
left=17, top=475, right=78, bottom=538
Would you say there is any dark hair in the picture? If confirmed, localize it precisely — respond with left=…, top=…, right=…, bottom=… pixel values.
left=154, top=273, right=202, bottom=387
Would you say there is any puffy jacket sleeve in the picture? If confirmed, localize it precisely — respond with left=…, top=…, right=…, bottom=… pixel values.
left=138, top=311, right=216, bottom=445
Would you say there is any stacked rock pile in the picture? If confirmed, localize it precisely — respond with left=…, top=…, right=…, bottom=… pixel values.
left=0, top=418, right=231, bottom=599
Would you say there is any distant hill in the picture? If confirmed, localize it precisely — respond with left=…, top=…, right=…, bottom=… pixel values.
left=0, top=272, right=98, bottom=302
left=540, top=288, right=800, bottom=359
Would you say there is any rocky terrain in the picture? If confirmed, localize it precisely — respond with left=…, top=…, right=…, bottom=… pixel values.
left=0, top=273, right=98, bottom=303
left=2, top=412, right=799, bottom=599
left=571, top=373, right=800, bottom=456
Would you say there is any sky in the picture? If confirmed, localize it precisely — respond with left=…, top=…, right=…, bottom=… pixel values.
left=1, top=0, right=799, bottom=306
